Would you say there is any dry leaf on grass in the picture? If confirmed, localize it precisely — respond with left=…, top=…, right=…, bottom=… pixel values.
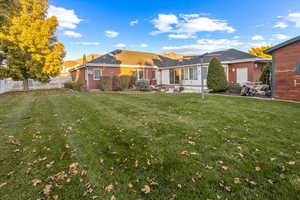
left=53, top=195, right=59, bottom=200
left=105, top=184, right=113, bottom=192
left=43, top=184, right=52, bottom=195
left=288, top=161, right=296, bottom=165
left=111, top=195, right=117, bottom=200
left=255, top=167, right=261, bottom=171
left=0, top=182, right=7, bottom=188
left=128, top=183, right=133, bottom=188
left=141, top=185, right=151, bottom=194
left=222, top=166, right=229, bottom=171
left=32, top=179, right=42, bottom=187
left=234, top=178, right=242, bottom=184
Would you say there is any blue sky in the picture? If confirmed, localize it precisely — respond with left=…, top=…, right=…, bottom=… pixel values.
left=48, top=0, right=300, bottom=60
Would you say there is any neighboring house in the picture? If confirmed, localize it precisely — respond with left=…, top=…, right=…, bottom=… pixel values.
left=158, top=49, right=271, bottom=91
left=265, top=35, right=300, bottom=101
left=70, top=50, right=177, bottom=90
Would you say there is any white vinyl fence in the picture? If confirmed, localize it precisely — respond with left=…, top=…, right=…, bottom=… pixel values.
left=0, top=76, right=71, bottom=94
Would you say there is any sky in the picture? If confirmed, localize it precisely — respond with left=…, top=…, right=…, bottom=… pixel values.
left=48, top=0, right=300, bottom=60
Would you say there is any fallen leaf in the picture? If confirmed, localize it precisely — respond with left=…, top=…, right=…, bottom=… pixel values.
left=222, top=166, right=229, bottom=171
left=180, top=151, right=189, bottom=156
left=234, top=178, right=242, bottom=184
left=105, top=184, right=113, bottom=192
left=32, top=179, right=42, bottom=187
left=225, top=186, right=231, bottom=191
left=43, top=184, right=52, bottom=195
left=255, top=167, right=261, bottom=171
left=0, top=182, right=7, bottom=188
left=288, top=161, right=296, bottom=165
left=111, top=195, right=117, bottom=200
left=177, top=184, right=182, bottom=189
left=128, top=183, right=133, bottom=188
left=270, top=157, right=276, bottom=161
left=267, top=179, right=274, bottom=184
left=53, top=195, right=59, bottom=200
left=141, top=185, right=151, bottom=194
left=7, top=171, right=15, bottom=176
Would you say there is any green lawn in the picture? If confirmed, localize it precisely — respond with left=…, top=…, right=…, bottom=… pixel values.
left=0, top=90, right=300, bottom=200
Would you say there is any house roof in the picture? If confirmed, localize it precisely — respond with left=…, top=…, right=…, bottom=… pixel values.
left=264, top=35, right=300, bottom=54
left=170, top=49, right=264, bottom=67
left=88, top=49, right=178, bottom=67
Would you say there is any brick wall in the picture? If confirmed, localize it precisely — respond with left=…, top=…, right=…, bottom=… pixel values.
left=273, top=41, right=300, bottom=101
left=228, top=62, right=263, bottom=83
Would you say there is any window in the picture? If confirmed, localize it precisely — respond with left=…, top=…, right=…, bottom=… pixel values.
left=201, top=67, right=208, bottom=80
left=93, top=69, right=101, bottom=80
left=189, top=67, right=198, bottom=80
left=137, top=69, right=144, bottom=80
left=297, top=62, right=300, bottom=75
left=184, top=68, right=189, bottom=80
left=152, top=70, right=156, bottom=79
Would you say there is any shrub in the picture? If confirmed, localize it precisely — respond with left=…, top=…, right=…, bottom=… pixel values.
left=99, top=76, right=112, bottom=91
left=207, top=57, right=228, bottom=92
left=228, top=83, right=242, bottom=94
left=259, top=64, right=272, bottom=86
left=64, top=81, right=81, bottom=91
left=119, top=75, right=131, bottom=91
left=112, top=76, right=121, bottom=91
left=135, top=80, right=151, bottom=91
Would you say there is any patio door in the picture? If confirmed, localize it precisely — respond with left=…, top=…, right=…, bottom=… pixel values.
left=237, top=67, right=248, bottom=84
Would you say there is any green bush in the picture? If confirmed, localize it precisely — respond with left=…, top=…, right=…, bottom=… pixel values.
left=64, top=81, right=82, bottom=91
left=119, top=75, right=131, bottom=91
left=207, top=57, right=228, bottom=92
left=260, top=64, right=272, bottom=86
left=99, top=76, right=112, bottom=91
left=112, top=76, right=121, bottom=91
left=136, top=80, right=151, bottom=91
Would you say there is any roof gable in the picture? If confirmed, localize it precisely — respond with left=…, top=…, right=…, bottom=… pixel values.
left=265, top=35, right=300, bottom=54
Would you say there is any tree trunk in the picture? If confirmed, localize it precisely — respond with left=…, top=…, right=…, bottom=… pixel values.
left=23, top=78, right=29, bottom=91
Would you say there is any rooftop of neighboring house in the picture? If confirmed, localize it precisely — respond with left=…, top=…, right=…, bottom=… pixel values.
left=63, top=54, right=102, bottom=68
left=87, top=49, right=179, bottom=67
left=264, top=35, right=300, bottom=54
left=170, top=49, right=271, bottom=67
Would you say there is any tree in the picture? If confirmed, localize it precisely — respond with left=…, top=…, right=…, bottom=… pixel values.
left=259, top=64, right=272, bottom=86
left=0, top=0, right=65, bottom=90
left=248, top=46, right=272, bottom=58
left=0, top=0, right=18, bottom=28
left=207, top=57, right=228, bottom=92
left=82, top=54, right=87, bottom=64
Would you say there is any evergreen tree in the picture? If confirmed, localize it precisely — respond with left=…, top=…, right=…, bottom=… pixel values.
left=259, top=64, right=272, bottom=86
left=207, top=57, right=228, bottom=92
left=0, top=0, right=65, bottom=90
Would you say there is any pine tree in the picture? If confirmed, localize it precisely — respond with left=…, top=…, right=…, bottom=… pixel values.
left=0, top=0, right=65, bottom=90
left=207, top=57, right=228, bottom=92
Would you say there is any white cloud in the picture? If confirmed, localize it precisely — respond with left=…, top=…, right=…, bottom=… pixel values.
left=251, top=35, right=264, bottom=41
left=151, top=14, right=235, bottom=37
left=151, top=14, right=179, bottom=35
left=140, top=43, right=148, bottom=48
left=233, top=36, right=240, bottom=39
left=168, top=34, right=196, bottom=39
left=273, top=34, right=289, bottom=40
left=115, top=43, right=126, bottom=48
left=105, top=30, right=119, bottom=38
left=273, top=22, right=288, bottom=29
left=71, top=42, right=100, bottom=46
left=130, top=20, right=139, bottom=26
left=162, top=39, right=242, bottom=54
left=63, top=31, right=82, bottom=38
left=48, top=5, right=82, bottom=29
left=286, top=12, right=300, bottom=27
left=273, top=34, right=290, bottom=40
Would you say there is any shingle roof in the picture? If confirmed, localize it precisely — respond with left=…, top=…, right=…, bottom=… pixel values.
left=264, top=35, right=300, bottom=54
left=88, top=50, right=179, bottom=67
left=173, top=49, right=260, bottom=66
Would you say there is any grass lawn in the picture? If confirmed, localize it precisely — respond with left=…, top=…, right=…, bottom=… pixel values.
left=0, top=90, right=300, bottom=200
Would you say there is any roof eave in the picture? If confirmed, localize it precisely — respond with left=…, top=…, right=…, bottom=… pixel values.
left=264, top=35, right=300, bottom=55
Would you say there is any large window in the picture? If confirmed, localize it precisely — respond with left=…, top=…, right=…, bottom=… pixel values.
left=297, top=62, right=300, bottom=75
left=181, top=67, right=198, bottom=80
left=152, top=70, right=156, bottom=79
left=93, top=69, right=101, bottom=80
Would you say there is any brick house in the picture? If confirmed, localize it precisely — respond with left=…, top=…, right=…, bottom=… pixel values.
left=265, top=35, right=300, bottom=101
left=158, top=49, right=271, bottom=92
left=70, top=50, right=177, bottom=90
left=70, top=49, right=270, bottom=92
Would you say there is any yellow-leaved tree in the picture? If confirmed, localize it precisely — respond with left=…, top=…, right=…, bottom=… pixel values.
left=248, top=46, right=272, bottom=58
left=0, top=0, right=65, bottom=90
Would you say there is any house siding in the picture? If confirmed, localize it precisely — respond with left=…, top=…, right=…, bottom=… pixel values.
left=272, top=41, right=300, bottom=101
left=71, top=66, right=157, bottom=90
left=228, top=62, right=263, bottom=83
